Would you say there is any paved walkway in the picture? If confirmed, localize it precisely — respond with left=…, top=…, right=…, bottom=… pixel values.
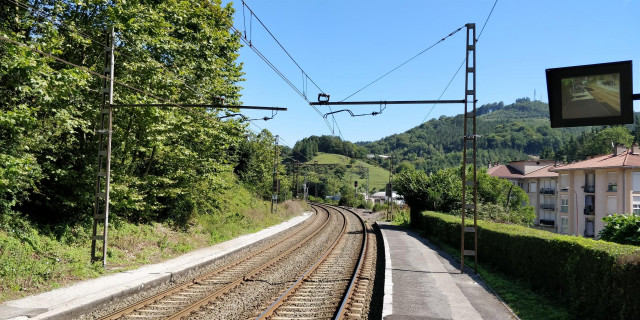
left=0, top=212, right=313, bottom=320
left=378, top=222, right=516, bottom=320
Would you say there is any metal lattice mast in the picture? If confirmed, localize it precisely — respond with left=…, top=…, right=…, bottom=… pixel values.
left=461, top=23, right=478, bottom=274
left=91, top=27, right=114, bottom=267
left=314, top=161, right=318, bottom=199
left=293, top=160, right=299, bottom=199
left=388, top=155, right=394, bottom=220
left=271, top=135, right=279, bottom=214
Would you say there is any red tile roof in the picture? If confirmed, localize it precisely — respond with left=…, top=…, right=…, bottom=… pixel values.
left=525, top=166, right=558, bottom=178
left=550, top=150, right=640, bottom=172
left=487, top=165, right=524, bottom=179
left=488, top=164, right=558, bottom=179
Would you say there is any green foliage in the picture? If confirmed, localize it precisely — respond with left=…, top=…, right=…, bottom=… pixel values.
left=394, top=166, right=535, bottom=226
left=419, top=211, right=640, bottom=320
left=0, top=180, right=305, bottom=302
left=588, top=126, right=633, bottom=155
left=558, top=126, right=635, bottom=162
left=233, top=130, right=277, bottom=197
left=292, top=135, right=367, bottom=162
left=1, top=0, right=251, bottom=228
left=337, top=185, right=364, bottom=207
left=391, top=207, right=410, bottom=226
left=599, top=214, right=640, bottom=246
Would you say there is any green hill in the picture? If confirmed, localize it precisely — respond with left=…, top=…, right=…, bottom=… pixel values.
left=306, top=153, right=390, bottom=193
left=360, top=98, right=592, bottom=173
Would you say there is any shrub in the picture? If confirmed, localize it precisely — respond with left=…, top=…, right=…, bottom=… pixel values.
left=599, top=214, right=640, bottom=246
left=420, top=211, right=640, bottom=320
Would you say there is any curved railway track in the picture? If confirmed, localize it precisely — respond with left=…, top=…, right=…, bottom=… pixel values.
left=255, top=204, right=368, bottom=320
left=92, top=203, right=376, bottom=320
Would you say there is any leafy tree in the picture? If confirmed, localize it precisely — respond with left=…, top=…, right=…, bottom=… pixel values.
left=394, top=169, right=430, bottom=226
left=1, top=0, right=246, bottom=229
left=588, top=126, right=633, bottom=154
left=599, top=214, right=640, bottom=246
left=395, top=166, right=534, bottom=226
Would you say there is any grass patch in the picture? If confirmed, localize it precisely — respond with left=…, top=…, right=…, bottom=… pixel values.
left=0, top=184, right=309, bottom=303
left=309, top=153, right=390, bottom=191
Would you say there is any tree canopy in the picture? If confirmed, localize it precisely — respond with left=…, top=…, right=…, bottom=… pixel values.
left=0, top=0, right=275, bottom=229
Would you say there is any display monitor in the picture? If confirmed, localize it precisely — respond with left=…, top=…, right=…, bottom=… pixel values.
left=546, top=61, right=633, bottom=128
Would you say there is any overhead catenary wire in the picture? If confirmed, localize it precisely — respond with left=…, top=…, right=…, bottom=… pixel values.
left=222, top=1, right=343, bottom=138
left=340, top=25, right=465, bottom=102
left=420, top=0, right=499, bottom=124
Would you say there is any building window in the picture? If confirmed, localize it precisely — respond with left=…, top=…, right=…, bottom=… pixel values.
left=607, top=196, right=617, bottom=216
left=633, top=197, right=640, bottom=215
left=560, top=174, right=569, bottom=191
left=529, top=182, right=537, bottom=193
left=584, top=195, right=595, bottom=215
left=633, top=172, right=640, bottom=192
left=560, top=197, right=568, bottom=213
left=541, top=179, right=555, bottom=194
left=607, top=172, right=617, bottom=192
left=560, top=216, right=569, bottom=234
left=584, top=172, right=595, bottom=193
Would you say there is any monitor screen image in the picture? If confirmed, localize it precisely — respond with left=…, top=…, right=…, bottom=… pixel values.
left=546, top=61, right=633, bottom=128
left=561, top=73, right=620, bottom=119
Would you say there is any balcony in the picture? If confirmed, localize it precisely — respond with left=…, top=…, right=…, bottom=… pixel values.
left=584, top=185, right=595, bottom=193
left=540, top=203, right=555, bottom=210
left=540, top=188, right=556, bottom=195
left=539, top=219, right=555, bottom=226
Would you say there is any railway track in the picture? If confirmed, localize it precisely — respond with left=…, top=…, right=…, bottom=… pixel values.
left=93, top=203, right=375, bottom=320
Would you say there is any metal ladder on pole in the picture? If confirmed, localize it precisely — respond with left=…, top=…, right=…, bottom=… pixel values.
left=91, top=27, right=114, bottom=267
left=461, top=23, right=478, bottom=274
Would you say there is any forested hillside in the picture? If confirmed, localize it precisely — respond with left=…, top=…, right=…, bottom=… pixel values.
left=359, top=98, right=630, bottom=172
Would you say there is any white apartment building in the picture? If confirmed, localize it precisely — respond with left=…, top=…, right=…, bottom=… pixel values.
left=550, top=144, right=640, bottom=237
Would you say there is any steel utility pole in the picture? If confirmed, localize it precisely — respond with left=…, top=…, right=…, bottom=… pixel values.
left=303, top=168, right=308, bottom=201
left=91, top=27, right=114, bottom=267
left=461, top=23, right=479, bottom=274
left=292, top=160, right=299, bottom=199
left=314, top=160, right=318, bottom=199
left=388, top=155, right=394, bottom=221
left=271, top=135, right=279, bottom=214
left=354, top=180, right=358, bottom=209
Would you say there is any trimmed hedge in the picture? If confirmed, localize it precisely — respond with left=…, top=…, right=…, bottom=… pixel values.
left=419, top=211, right=640, bottom=320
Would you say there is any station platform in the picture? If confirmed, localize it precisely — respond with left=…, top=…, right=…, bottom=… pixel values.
left=0, top=212, right=313, bottom=320
left=378, top=222, right=517, bottom=320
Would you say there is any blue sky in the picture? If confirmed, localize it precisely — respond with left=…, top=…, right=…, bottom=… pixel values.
left=223, top=0, right=640, bottom=147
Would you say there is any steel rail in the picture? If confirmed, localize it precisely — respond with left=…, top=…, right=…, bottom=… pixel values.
left=254, top=204, right=349, bottom=319
left=165, top=205, right=334, bottom=320
left=255, top=203, right=368, bottom=320
left=334, top=206, right=368, bottom=319
left=99, top=206, right=325, bottom=320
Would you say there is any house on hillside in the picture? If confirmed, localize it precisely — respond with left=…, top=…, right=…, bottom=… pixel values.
left=549, top=144, right=640, bottom=238
left=488, top=160, right=559, bottom=230
left=369, top=191, right=403, bottom=205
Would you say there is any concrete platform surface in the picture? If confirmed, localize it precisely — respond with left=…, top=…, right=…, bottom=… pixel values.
left=378, top=222, right=517, bottom=320
left=0, top=211, right=313, bottom=320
